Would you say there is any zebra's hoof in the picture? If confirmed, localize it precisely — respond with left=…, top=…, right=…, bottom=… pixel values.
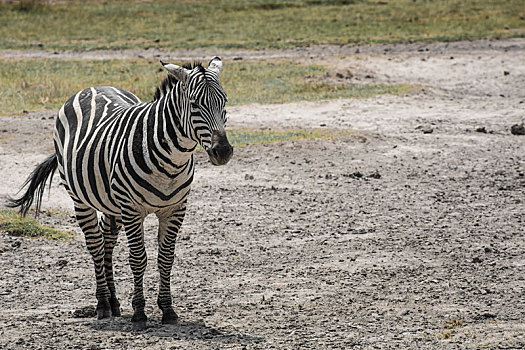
left=131, top=320, right=147, bottom=331
left=111, top=307, right=121, bottom=318
left=96, top=299, right=112, bottom=319
left=109, top=297, right=121, bottom=317
left=161, top=309, right=178, bottom=325
left=131, top=311, right=147, bottom=330
left=96, top=308, right=111, bottom=319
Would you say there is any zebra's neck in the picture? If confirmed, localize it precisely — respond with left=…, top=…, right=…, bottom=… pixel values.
left=149, top=84, right=197, bottom=169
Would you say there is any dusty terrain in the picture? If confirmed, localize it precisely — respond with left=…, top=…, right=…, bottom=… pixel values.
left=0, top=39, right=524, bottom=349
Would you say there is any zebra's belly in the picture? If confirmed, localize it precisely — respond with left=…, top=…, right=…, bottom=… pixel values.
left=56, top=160, right=121, bottom=215
left=113, top=173, right=193, bottom=215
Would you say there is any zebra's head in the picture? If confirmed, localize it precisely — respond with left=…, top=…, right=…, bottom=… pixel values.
left=161, top=57, right=233, bottom=166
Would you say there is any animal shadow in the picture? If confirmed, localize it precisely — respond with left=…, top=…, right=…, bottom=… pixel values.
left=86, top=315, right=264, bottom=345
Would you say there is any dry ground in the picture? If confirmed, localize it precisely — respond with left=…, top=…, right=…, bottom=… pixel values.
left=0, top=39, right=524, bottom=349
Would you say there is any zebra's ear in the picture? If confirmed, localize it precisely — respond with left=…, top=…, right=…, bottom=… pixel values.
left=208, top=56, right=222, bottom=76
left=160, top=60, right=190, bottom=84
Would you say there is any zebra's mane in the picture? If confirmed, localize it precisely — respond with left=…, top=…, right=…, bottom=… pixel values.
left=153, top=62, right=205, bottom=101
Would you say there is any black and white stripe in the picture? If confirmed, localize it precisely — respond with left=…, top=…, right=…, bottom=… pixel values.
left=9, top=57, right=232, bottom=330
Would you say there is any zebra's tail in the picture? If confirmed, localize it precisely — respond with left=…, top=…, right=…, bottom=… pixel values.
left=7, top=154, right=58, bottom=217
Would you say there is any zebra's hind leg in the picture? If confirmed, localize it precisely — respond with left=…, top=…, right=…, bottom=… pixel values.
left=74, top=203, right=112, bottom=319
left=121, top=206, right=148, bottom=330
left=99, top=214, right=122, bottom=317
left=157, top=204, right=186, bottom=325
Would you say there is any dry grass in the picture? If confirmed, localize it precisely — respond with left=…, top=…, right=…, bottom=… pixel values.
left=0, top=58, right=413, bottom=115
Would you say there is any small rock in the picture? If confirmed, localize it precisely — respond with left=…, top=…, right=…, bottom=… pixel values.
left=233, top=57, right=243, bottom=61
left=11, top=241, right=21, bottom=248
left=72, top=306, right=96, bottom=318
left=56, top=259, right=68, bottom=268
left=350, top=228, right=368, bottom=235
left=398, top=309, right=410, bottom=316
left=475, top=126, right=487, bottom=133
left=367, top=170, right=381, bottom=179
left=510, top=123, right=525, bottom=135
left=244, top=174, right=254, bottom=180
left=503, top=71, right=510, bottom=76
left=209, top=248, right=220, bottom=255
left=472, top=256, right=483, bottom=263
left=476, top=312, right=496, bottom=320
left=343, top=171, right=363, bottom=179
left=422, top=127, right=434, bottom=134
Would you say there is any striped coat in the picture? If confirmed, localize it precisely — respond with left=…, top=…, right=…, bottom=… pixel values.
left=9, top=57, right=233, bottom=330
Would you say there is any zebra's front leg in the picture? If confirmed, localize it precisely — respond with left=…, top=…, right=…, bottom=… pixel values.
left=121, top=207, right=148, bottom=330
left=74, top=203, right=111, bottom=319
left=157, top=204, right=186, bottom=324
left=99, top=214, right=122, bottom=317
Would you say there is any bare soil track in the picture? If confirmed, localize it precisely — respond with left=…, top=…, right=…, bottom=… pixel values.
left=0, top=39, right=524, bottom=349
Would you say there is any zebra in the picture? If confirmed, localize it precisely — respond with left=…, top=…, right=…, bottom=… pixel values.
left=8, top=57, right=233, bottom=330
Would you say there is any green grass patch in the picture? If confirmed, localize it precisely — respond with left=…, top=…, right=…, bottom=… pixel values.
left=0, top=209, right=74, bottom=240
left=225, top=61, right=414, bottom=105
left=0, top=0, right=523, bottom=50
left=0, top=58, right=412, bottom=115
left=227, top=128, right=345, bottom=146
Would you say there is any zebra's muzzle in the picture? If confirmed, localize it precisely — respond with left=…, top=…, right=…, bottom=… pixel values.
left=207, top=131, right=233, bottom=166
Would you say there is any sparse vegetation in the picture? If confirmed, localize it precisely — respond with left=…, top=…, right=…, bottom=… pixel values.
left=227, top=128, right=347, bottom=146
left=434, top=318, right=464, bottom=340
left=0, top=58, right=413, bottom=115
left=443, top=319, right=464, bottom=329
left=0, top=0, right=523, bottom=50
left=0, top=209, right=73, bottom=240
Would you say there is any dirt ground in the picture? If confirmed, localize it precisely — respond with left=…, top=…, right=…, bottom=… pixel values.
left=0, top=39, right=524, bottom=349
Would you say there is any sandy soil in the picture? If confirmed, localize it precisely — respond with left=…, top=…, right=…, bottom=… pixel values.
left=0, top=39, right=524, bottom=349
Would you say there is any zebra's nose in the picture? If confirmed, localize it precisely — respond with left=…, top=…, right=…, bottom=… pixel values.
left=210, top=141, right=233, bottom=165
left=209, top=130, right=233, bottom=165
